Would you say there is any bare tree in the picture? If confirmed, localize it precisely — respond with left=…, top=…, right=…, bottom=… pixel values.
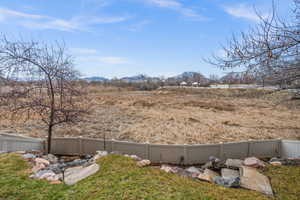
left=206, top=0, right=300, bottom=88
left=0, top=35, right=88, bottom=153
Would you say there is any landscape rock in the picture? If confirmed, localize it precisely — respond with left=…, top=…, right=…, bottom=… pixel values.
left=46, top=163, right=65, bottom=174
left=202, top=157, right=225, bottom=170
left=160, top=165, right=180, bottom=173
left=50, top=180, right=62, bottom=184
left=243, top=157, right=266, bottom=168
left=64, top=166, right=83, bottom=177
left=269, top=157, right=300, bottom=166
left=209, top=156, right=221, bottom=164
left=221, top=168, right=239, bottom=179
left=177, top=170, right=192, bottom=178
left=42, top=154, right=58, bottom=164
left=32, top=163, right=46, bottom=173
left=34, top=170, right=54, bottom=179
left=213, top=176, right=240, bottom=188
left=269, top=161, right=282, bottom=166
left=197, top=169, right=220, bottom=183
left=240, top=166, right=273, bottom=196
left=137, top=159, right=151, bottom=167
left=59, top=156, right=81, bottom=163
left=93, top=151, right=108, bottom=161
left=35, top=158, right=50, bottom=166
left=201, top=161, right=213, bottom=169
left=39, top=171, right=57, bottom=180
left=185, top=166, right=202, bottom=174
left=22, top=153, right=36, bottom=160
left=65, top=159, right=87, bottom=168
left=64, top=163, right=100, bottom=185
left=130, top=155, right=142, bottom=161
left=84, top=155, right=93, bottom=160
left=225, top=159, right=243, bottom=169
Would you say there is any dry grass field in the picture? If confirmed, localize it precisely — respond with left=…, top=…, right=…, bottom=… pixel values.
left=1, top=86, right=300, bottom=144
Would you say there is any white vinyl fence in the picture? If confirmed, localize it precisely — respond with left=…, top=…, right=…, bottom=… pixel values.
left=1, top=134, right=299, bottom=164
left=0, top=133, right=44, bottom=152
left=281, top=140, right=300, bottom=158
left=49, top=137, right=283, bottom=165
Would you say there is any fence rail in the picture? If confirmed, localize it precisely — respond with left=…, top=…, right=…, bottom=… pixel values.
left=1, top=134, right=300, bottom=165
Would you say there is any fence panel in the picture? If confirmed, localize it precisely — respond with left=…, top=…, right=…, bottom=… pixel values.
left=149, top=144, right=185, bottom=164
left=249, top=140, right=281, bottom=158
left=222, top=141, right=249, bottom=159
left=281, top=140, right=300, bottom=158
left=0, top=135, right=43, bottom=152
left=81, top=138, right=112, bottom=154
left=24, top=136, right=300, bottom=164
left=50, top=138, right=80, bottom=155
left=185, top=144, right=220, bottom=165
left=112, top=141, right=149, bottom=159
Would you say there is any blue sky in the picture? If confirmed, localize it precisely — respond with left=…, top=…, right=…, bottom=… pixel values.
left=0, top=0, right=294, bottom=78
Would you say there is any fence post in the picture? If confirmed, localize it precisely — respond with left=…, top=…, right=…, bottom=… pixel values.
left=43, top=140, right=46, bottom=154
left=146, top=142, right=150, bottom=160
left=219, top=142, right=224, bottom=160
left=111, top=139, right=115, bottom=152
left=183, top=144, right=188, bottom=165
left=277, top=139, right=282, bottom=157
left=247, top=140, right=252, bottom=157
left=79, top=137, right=83, bottom=156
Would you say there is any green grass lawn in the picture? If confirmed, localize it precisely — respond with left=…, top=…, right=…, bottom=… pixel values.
left=0, top=153, right=299, bottom=200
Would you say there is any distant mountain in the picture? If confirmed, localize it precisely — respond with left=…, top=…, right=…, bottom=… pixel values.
left=82, top=72, right=209, bottom=84
left=167, top=72, right=209, bottom=84
left=174, top=72, right=198, bottom=79
left=120, top=74, right=161, bottom=83
left=83, top=76, right=109, bottom=82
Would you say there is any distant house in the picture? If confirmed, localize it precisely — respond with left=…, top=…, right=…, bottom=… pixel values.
left=180, top=81, right=187, bottom=86
left=192, top=82, right=198, bottom=87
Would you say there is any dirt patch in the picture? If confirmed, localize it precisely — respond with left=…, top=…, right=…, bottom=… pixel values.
left=182, top=100, right=235, bottom=111
left=131, top=100, right=156, bottom=108
left=1, top=86, right=300, bottom=144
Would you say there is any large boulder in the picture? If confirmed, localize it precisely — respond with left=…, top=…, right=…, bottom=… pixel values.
left=65, top=159, right=88, bottom=168
left=240, top=166, right=273, bottom=196
left=213, top=176, right=240, bottom=188
left=202, top=156, right=225, bottom=170
left=225, top=159, right=243, bottom=169
left=197, top=169, right=220, bottom=183
left=42, top=154, right=58, bottom=164
left=35, top=158, right=50, bottom=166
left=34, top=169, right=56, bottom=179
left=64, top=163, right=100, bottom=185
left=161, top=165, right=182, bottom=174
left=221, top=168, right=239, bottom=179
left=137, top=160, right=151, bottom=167
left=130, top=155, right=142, bottom=161
left=243, top=157, right=266, bottom=168
left=39, top=171, right=60, bottom=181
left=185, top=167, right=202, bottom=174
left=32, top=163, right=46, bottom=173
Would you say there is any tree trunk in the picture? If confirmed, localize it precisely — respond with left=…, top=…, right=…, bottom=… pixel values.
left=47, top=124, right=53, bottom=154
left=47, top=75, right=55, bottom=154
